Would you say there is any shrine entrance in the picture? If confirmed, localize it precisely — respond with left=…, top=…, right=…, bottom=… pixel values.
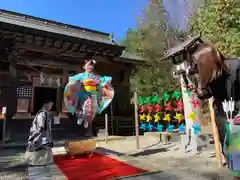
left=33, top=87, right=57, bottom=114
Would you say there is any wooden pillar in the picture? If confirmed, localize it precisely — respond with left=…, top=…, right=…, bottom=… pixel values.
left=31, top=86, right=35, bottom=113
left=5, top=56, right=18, bottom=140
left=62, top=70, right=68, bottom=84
left=134, top=92, right=139, bottom=149
left=56, top=87, right=61, bottom=114
left=60, top=70, right=68, bottom=113
left=1, top=107, right=6, bottom=147
left=105, top=114, right=108, bottom=143
left=110, top=103, right=114, bottom=135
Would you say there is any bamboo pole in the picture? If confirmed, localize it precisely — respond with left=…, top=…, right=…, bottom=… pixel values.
left=208, top=98, right=223, bottom=167
left=134, top=92, right=140, bottom=149
left=105, top=113, right=108, bottom=143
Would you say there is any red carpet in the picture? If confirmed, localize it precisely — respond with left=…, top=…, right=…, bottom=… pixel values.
left=54, top=153, right=147, bottom=180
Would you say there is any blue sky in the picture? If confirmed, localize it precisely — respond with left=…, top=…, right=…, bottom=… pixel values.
left=0, top=0, right=190, bottom=41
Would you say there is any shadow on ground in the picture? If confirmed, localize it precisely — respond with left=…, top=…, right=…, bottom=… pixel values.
left=0, top=147, right=27, bottom=180
left=130, top=148, right=168, bottom=157
left=96, top=144, right=176, bottom=158
left=96, top=147, right=126, bottom=156
left=96, top=147, right=230, bottom=180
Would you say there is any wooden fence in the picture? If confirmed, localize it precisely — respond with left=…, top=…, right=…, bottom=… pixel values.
left=94, top=115, right=143, bottom=136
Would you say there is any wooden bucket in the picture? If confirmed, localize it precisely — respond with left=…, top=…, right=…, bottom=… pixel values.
left=65, top=139, right=96, bottom=158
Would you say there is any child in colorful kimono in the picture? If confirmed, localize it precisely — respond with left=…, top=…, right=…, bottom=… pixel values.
left=64, top=60, right=114, bottom=136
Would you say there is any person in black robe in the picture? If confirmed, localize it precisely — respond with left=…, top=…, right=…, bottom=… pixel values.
left=192, top=43, right=240, bottom=164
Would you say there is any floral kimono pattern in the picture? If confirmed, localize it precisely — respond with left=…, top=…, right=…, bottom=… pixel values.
left=63, top=71, right=114, bottom=125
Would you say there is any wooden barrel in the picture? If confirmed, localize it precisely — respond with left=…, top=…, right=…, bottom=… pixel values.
left=65, top=138, right=96, bottom=158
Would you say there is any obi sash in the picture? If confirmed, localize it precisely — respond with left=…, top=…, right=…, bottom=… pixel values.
left=63, top=72, right=114, bottom=115
left=83, top=79, right=97, bottom=92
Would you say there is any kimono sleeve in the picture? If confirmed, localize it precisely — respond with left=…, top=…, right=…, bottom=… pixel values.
left=97, top=78, right=102, bottom=104
left=97, top=76, right=114, bottom=114
left=36, top=112, right=47, bottom=130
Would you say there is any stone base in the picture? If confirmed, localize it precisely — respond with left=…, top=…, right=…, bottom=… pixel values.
left=65, top=138, right=96, bottom=158
left=180, top=134, right=210, bottom=154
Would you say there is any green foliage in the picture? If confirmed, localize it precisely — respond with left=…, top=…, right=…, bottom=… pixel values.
left=120, top=29, right=143, bottom=56
left=189, top=0, right=240, bottom=58
left=121, top=0, right=186, bottom=96
left=129, top=62, right=174, bottom=96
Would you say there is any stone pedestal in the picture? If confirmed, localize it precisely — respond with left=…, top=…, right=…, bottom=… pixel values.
left=180, top=134, right=210, bottom=154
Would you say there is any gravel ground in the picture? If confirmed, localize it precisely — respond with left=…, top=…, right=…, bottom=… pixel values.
left=98, top=136, right=231, bottom=180
left=0, top=135, right=232, bottom=180
left=0, top=148, right=27, bottom=180
left=139, top=154, right=229, bottom=180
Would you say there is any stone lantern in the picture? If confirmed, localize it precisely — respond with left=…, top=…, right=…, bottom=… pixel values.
left=161, top=35, right=206, bottom=154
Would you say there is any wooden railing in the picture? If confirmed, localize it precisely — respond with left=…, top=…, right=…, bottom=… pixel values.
left=115, top=116, right=140, bottom=136
left=0, top=72, right=12, bottom=87
left=93, top=116, right=142, bottom=136
left=93, top=115, right=113, bottom=135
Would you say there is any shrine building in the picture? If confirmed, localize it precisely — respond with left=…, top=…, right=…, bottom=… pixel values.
left=0, top=9, right=144, bottom=141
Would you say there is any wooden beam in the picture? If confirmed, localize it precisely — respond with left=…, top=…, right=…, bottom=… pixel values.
left=24, top=35, right=34, bottom=44
left=14, top=45, right=123, bottom=67
left=2, top=30, right=124, bottom=56
left=43, top=38, right=54, bottom=47
left=16, top=42, right=60, bottom=53
left=71, top=43, right=80, bottom=51
left=79, top=45, right=87, bottom=52
left=3, top=31, right=121, bottom=58
left=15, top=42, right=87, bottom=58
left=15, top=33, right=24, bottom=43
left=53, top=39, right=63, bottom=48
left=16, top=56, right=81, bottom=71
left=113, top=56, right=145, bottom=65
left=62, top=41, right=72, bottom=50
left=34, top=36, right=44, bottom=45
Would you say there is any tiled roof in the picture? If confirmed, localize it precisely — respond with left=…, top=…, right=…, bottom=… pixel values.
left=161, top=35, right=203, bottom=60
left=0, top=9, right=117, bottom=46
left=120, top=51, right=145, bottom=62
